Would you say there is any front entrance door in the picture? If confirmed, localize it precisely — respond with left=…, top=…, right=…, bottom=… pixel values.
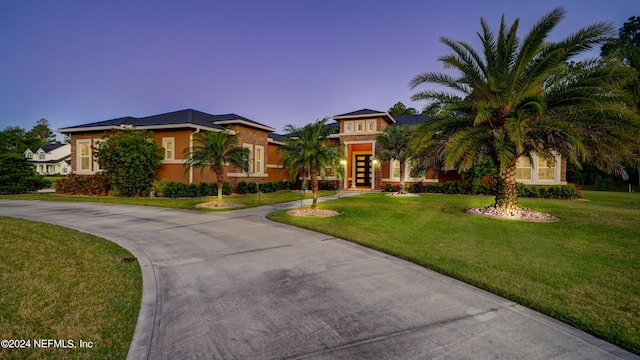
left=354, top=154, right=371, bottom=187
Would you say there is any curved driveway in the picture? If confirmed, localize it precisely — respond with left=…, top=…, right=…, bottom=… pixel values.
left=1, top=197, right=637, bottom=360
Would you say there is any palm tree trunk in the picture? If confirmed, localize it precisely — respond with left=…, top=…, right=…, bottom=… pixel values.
left=215, top=167, right=224, bottom=202
left=310, top=167, right=319, bottom=209
left=399, top=161, right=406, bottom=193
left=494, top=161, right=518, bottom=210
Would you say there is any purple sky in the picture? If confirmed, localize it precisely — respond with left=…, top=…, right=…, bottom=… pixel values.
left=0, top=1, right=637, bottom=136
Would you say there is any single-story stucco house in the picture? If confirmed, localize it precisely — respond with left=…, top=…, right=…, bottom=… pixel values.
left=57, top=108, right=566, bottom=189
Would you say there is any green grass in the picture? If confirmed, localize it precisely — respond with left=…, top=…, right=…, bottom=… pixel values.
left=0, top=190, right=336, bottom=210
left=43, top=175, right=66, bottom=186
left=0, top=217, right=141, bottom=359
left=270, top=191, right=640, bottom=354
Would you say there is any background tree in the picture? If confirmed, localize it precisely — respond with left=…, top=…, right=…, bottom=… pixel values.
left=27, top=118, right=57, bottom=146
left=376, top=124, right=415, bottom=193
left=95, top=130, right=164, bottom=197
left=0, top=153, right=48, bottom=194
left=410, top=8, right=640, bottom=211
left=183, top=130, right=250, bottom=202
left=388, top=101, right=418, bottom=115
left=601, top=16, right=640, bottom=187
left=278, top=118, right=341, bottom=209
left=0, top=126, right=39, bottom=153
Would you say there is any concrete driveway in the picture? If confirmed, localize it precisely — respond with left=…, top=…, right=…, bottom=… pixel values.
left=1, top=197, right=637, bottom=360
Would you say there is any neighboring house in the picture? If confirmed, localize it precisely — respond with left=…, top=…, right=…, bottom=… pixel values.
left=57, top=109, right=288, bottom=187
left=329, top=109, right=567, bottom=190
left=24, top=143, right=71, bottom=175
left=56, top=107, right=566, bottom=189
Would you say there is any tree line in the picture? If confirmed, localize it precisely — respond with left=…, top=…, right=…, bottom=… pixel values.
left=0, top=118, right=58, bottom=154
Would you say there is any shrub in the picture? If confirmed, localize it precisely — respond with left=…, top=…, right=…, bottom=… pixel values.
left=0, top=153, right=48, bottom=194
left=594, top=176, right=615, bottom=191
left=409, top=182, right=423, bottom=193
left=151, top=178, right=170, bottom=197
left=423, top=183, right=443, bottom=193
left=443, top=181, right=464, bottom=194
left=384, top=183, right=393, bottom=192
left=162, top=181, right=231, bottom=198
left=318, top=180, right=337, bottom=190
left=247, top=181, right=258, bottom=194
left=95, top=130, right=164, bottom=197
left=259, top=182, right=275, bottom=193
left=54, top=173, right=111, bottom=196
left=516, top=183, right=579, bottom=199
left=236, top=180, right=248, bottom=194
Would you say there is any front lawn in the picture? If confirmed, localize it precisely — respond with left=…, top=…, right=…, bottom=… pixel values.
left=0, top=217, right=141, bottom=359
left=270, top=191, right=640, bottom=354
left=0, top=190, right=336, bottom=210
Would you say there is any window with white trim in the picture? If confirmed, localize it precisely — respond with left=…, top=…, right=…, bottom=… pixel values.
left=344, top=121, right=353, bottom=133
left=162, top=137, right=175, bottom=160
left=243, top=143, right=253, bottom=173
left=325, top=165, right=335, bottom=177
left=78, top=140, right=92, bottom=172
left=537, top=156, right=556, bottom=181
left=38, top=151, right=45, bottom=160
left=515, top=157, right=532, bottom=181
left=25, top=151, right=33, bottom=159
left=392, top=160, right=401, bottom=179
left=255, top=145, right=264, bottom=174
left=356, top=120, right=365, bottom=132
left=367, top=120, right=376, bottom=132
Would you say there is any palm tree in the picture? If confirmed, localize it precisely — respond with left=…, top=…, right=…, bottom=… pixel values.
left=183, top=130, right=250, bottom=202
left=376, top=124, right=416, bottom=193
left=410, top=8, right=640, bottom=211
left=278, top=118, right=341, bottom=209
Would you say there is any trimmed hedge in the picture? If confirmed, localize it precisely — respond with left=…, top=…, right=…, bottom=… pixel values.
left=236, top=180, right=295, bottom=194
left=162, top=181, right=232, bottom=198
left=393, top=180, right=579, bottom=199
left=54, top=173, right=111, bottom=196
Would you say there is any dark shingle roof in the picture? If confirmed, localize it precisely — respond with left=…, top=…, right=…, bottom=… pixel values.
left=59, top=109, right=226, bottom=131
left=268, top=133, right=287, bottom=142
left=210, top=113, right=275, bottom=131
left=59, top=109, right=276, bottom=133
left=334, top=109, right=386, bottom=117
left=41, top=143, right=67, bottom=152
left=391, top=114, right=430, bottom=126
left=28, top=143, right=67, bottom=153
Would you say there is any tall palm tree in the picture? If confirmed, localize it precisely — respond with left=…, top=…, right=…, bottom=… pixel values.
left=410, top=8, right=640, bottom=211
left=376, top=124, right=416, bottom=193
left=278, top=118, right=341, bottom=209
left=183, top=130, right=250, bottom=202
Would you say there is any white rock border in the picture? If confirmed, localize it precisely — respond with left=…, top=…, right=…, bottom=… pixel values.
left=465, top=205, right=559, bottom=222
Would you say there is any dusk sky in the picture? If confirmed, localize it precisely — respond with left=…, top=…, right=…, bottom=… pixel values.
left=1, top=1, right=637, bottom=136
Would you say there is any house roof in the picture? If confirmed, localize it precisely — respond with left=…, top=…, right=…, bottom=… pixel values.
left=57, top=109, right=275, bottom=133
left=26, top=143, right=68, bottom=153
left=332, top=109, right=395, bottom=123
left=334, top=109, right=386, bottom=117
left=210, top=114, right=276, bottom=132
left=391, top=114, right=430, bottom=126
left=268, top=133, right=287, bottom=142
